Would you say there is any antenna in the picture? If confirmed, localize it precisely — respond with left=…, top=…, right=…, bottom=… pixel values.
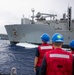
left=68, top=6, right=72, bottom=30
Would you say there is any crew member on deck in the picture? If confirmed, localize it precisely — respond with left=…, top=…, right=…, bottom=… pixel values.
left=40, top=33, right=73, bottom=75
left=34, top=33, right=53, bottom=75
left=69, top=40, right=74, bottom=56
left=69, top=40, right=74, bottom=75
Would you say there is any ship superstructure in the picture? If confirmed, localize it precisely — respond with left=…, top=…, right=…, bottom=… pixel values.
left=5, top=7, right=74, bottom=47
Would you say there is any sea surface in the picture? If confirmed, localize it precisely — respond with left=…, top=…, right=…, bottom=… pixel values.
left=0, top=40, right=37, bottom=75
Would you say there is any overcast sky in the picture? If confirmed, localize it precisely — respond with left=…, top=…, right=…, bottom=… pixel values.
left=0, top=0, right=74, bottom=34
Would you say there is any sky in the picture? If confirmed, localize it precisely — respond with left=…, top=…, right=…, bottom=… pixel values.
left=0, top=0, right=74, bottom=34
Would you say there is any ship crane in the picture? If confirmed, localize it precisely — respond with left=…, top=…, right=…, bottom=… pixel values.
left=36, top=12, right=57, bottom=20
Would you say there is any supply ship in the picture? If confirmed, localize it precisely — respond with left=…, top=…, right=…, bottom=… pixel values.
left=5, top=7, right=74, bottom=47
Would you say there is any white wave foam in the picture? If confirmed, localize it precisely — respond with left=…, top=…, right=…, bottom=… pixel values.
left=16, top=43, right=38, bottom=48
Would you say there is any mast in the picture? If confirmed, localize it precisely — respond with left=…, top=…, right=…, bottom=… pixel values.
left=68, top=6, right=72, bottom=30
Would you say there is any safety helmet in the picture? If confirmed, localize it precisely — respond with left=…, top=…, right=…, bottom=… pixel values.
left=41, top=33, right=50, bottom=42
left=52, top=33, right=64, bottom=43
left=69, top=40, right=74, bottom=48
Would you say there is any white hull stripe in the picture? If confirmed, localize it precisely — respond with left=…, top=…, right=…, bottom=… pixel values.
left=40, top=46, right=52, bottom=50
left=50, top=54, right=69, bottom=58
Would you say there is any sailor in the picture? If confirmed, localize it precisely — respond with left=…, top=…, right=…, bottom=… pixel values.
left=34, top=33, right=53, bottom=75
left=69, top=40, right=74, bottom=75
left=69, top=40, right=74, bottom=56
left=40, top=33, right=73, bottom=75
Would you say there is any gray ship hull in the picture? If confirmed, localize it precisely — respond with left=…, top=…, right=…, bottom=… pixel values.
left=5, top=24, right=74, bottom=47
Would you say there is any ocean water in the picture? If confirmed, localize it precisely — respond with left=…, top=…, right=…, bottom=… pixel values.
left=0, top=40, right=37, bottom=75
